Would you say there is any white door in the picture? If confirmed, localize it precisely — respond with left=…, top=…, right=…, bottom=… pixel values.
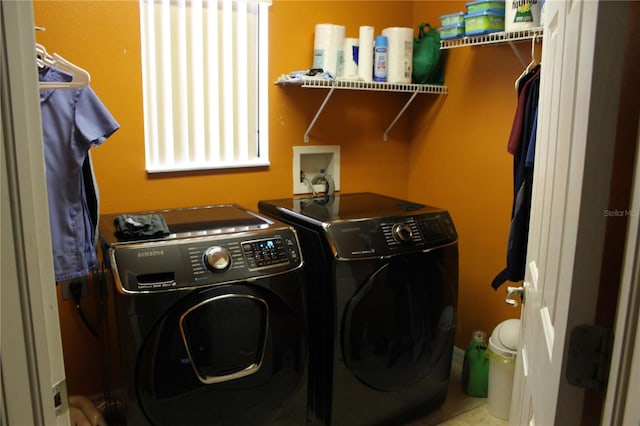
left=600, top=132, right=640, bottom=425
left=1, top=1, right=70, bottom=425
left=509, top=1, right=630, bottom=425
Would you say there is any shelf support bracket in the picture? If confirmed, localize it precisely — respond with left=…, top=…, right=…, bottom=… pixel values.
left=383, top=90, right=420, bottom=141
left=508, top=41, right=527, bottom=67
left=304, top=86, right=336, bottom=143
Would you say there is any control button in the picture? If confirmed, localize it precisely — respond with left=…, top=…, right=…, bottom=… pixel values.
left=392, top=223, right=414, bottom=243
left=203, top=246, right=231, bottom=272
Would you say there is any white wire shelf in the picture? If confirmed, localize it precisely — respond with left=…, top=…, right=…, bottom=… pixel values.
left=440, top=27, right=543, bottom=49
left=297, top=78, right=447, bottom=95
left=276, top=77, right=447, bottom=142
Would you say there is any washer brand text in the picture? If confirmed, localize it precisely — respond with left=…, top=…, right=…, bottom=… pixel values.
left=340, top=227, right=361, bottom=233
left=137, top=249, right=165, bottom=257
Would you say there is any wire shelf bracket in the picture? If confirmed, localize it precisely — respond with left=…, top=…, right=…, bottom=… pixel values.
left=276, top=78, right=448, bottom=142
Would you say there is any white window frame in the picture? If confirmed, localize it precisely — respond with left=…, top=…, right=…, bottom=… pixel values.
left=139, top=0, right=270, bottom=173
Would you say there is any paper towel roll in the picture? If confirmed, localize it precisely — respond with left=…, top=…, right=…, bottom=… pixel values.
left=357, top=26, right=375, bottom=82
left=341, top=38, right=359, bottom=79
left=334, top=25, right=346, bottom=76
left=382, top=27, right=414, bottom=83
left=313, top=23, right=345, bottom=76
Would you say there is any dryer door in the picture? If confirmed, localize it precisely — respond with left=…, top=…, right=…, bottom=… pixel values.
left=341, top=254, right=456, bottom=391
left=136, top=282, right=307, bottom=426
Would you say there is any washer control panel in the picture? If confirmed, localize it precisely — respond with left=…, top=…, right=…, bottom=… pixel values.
left=242, top=238, right=293, bottom=269
left=325, top=211, right=457, bottom=259
left=107, top=229, right=302, bottom=293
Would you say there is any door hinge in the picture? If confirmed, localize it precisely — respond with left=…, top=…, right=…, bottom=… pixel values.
left=566, top=325, right=613, bottom=391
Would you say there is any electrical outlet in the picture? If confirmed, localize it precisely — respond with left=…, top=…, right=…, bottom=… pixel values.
left=61, top=278, right=88, bottom=300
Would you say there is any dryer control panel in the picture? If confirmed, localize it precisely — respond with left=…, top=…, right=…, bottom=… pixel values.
left=104, top=229, right=303, bottom=294
left=325, top=211, right=457, bottom=259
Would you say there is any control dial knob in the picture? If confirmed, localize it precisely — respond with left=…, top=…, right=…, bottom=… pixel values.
left=204, top=246, right=231, bottom=272
left=392, top=223, right=414, bottom=244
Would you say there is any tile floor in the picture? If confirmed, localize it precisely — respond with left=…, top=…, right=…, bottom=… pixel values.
left=406, top=348, right=508, bottom=426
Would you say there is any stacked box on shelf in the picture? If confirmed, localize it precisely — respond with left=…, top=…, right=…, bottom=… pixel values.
left=440, top=11, right=466, bottom=26
left=466, top=0, right=505, bottom=13
left=464, top=9, right=505, bottom=35
left=439, top=24, right=465, bottom=40
left=438, top=11, right=466, bottom=40
left=464, top=0, right=505, bottom=36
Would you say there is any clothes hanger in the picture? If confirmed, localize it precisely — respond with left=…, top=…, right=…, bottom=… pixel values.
left=35, top=43, right=52, bottom=68
left=36, top=42, right=91, bottom=90
left=514, top=35, right=538, bottom=92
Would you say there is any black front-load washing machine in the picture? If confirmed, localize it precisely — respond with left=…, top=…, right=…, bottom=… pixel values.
left=98, top=204, right=307, bottom=426
left=259, top=193, right=458, bottom=426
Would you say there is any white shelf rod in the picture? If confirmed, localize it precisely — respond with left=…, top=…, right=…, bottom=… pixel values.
left=300, top=79, right=447, bottom=94
left=440, top=27, right=543, bottom=50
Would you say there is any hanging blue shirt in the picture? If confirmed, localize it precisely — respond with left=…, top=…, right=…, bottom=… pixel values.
left=39, top=67, right=120, bottom=282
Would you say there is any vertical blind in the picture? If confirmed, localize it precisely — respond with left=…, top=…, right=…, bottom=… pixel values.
left=139, top=0, right=270, bottom=173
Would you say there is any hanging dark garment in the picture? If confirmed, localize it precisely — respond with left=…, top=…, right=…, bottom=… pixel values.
left=492, top=66, right=541, bottom=290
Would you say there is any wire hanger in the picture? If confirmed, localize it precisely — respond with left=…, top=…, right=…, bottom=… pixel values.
left=36, top=43, right=91, bottom=90
left=514, top=35, right=539, bottom=92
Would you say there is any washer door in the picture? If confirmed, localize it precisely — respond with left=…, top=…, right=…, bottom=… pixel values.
left=180, top=293, right=268, bottom=385
left=136, top=283, right=306, bottom=425
left=341, top=255, right=455, bottom=391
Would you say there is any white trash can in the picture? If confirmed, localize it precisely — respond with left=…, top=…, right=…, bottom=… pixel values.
left=487, top=319, right=520, bottom=420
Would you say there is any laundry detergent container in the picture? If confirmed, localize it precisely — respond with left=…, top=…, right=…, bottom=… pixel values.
left=487, top=319, right=520, bottom=420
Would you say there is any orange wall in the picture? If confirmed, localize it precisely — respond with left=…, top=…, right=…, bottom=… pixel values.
left=34, top=0, right=520, bottom=395
left=34, top=0, right=413, bottom=214
left=410, top=2, right=523, bottom=346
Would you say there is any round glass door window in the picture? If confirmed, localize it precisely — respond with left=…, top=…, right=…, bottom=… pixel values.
left=341, top=256, right=455, bottom=391
left=136, top=283, right=306, bottom=425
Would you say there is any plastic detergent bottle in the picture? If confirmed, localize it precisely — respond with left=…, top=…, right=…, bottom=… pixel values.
left=373, top=35, right=388, bottom=82
left=461, top=330, right=489, bottom=397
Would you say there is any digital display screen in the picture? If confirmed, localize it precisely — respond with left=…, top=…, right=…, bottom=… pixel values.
left=260, top=240, right=275, bottom=250
left=242, top=238, right=287, bottom=268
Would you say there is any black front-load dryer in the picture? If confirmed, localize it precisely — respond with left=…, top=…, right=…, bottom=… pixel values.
left=259, top=193, right=458, bottom=426
left=98, top=204, right=307, bottom=426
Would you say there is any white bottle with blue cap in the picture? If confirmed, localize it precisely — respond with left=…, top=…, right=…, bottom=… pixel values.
left=373, top=35, right=388, bottom=82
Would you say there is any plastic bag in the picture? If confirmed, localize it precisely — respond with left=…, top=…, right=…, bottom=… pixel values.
left=412, top=23, right=444, bottom=84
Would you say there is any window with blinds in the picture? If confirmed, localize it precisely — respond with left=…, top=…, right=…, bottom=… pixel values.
left=139, top=0, right=270, bottom=173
